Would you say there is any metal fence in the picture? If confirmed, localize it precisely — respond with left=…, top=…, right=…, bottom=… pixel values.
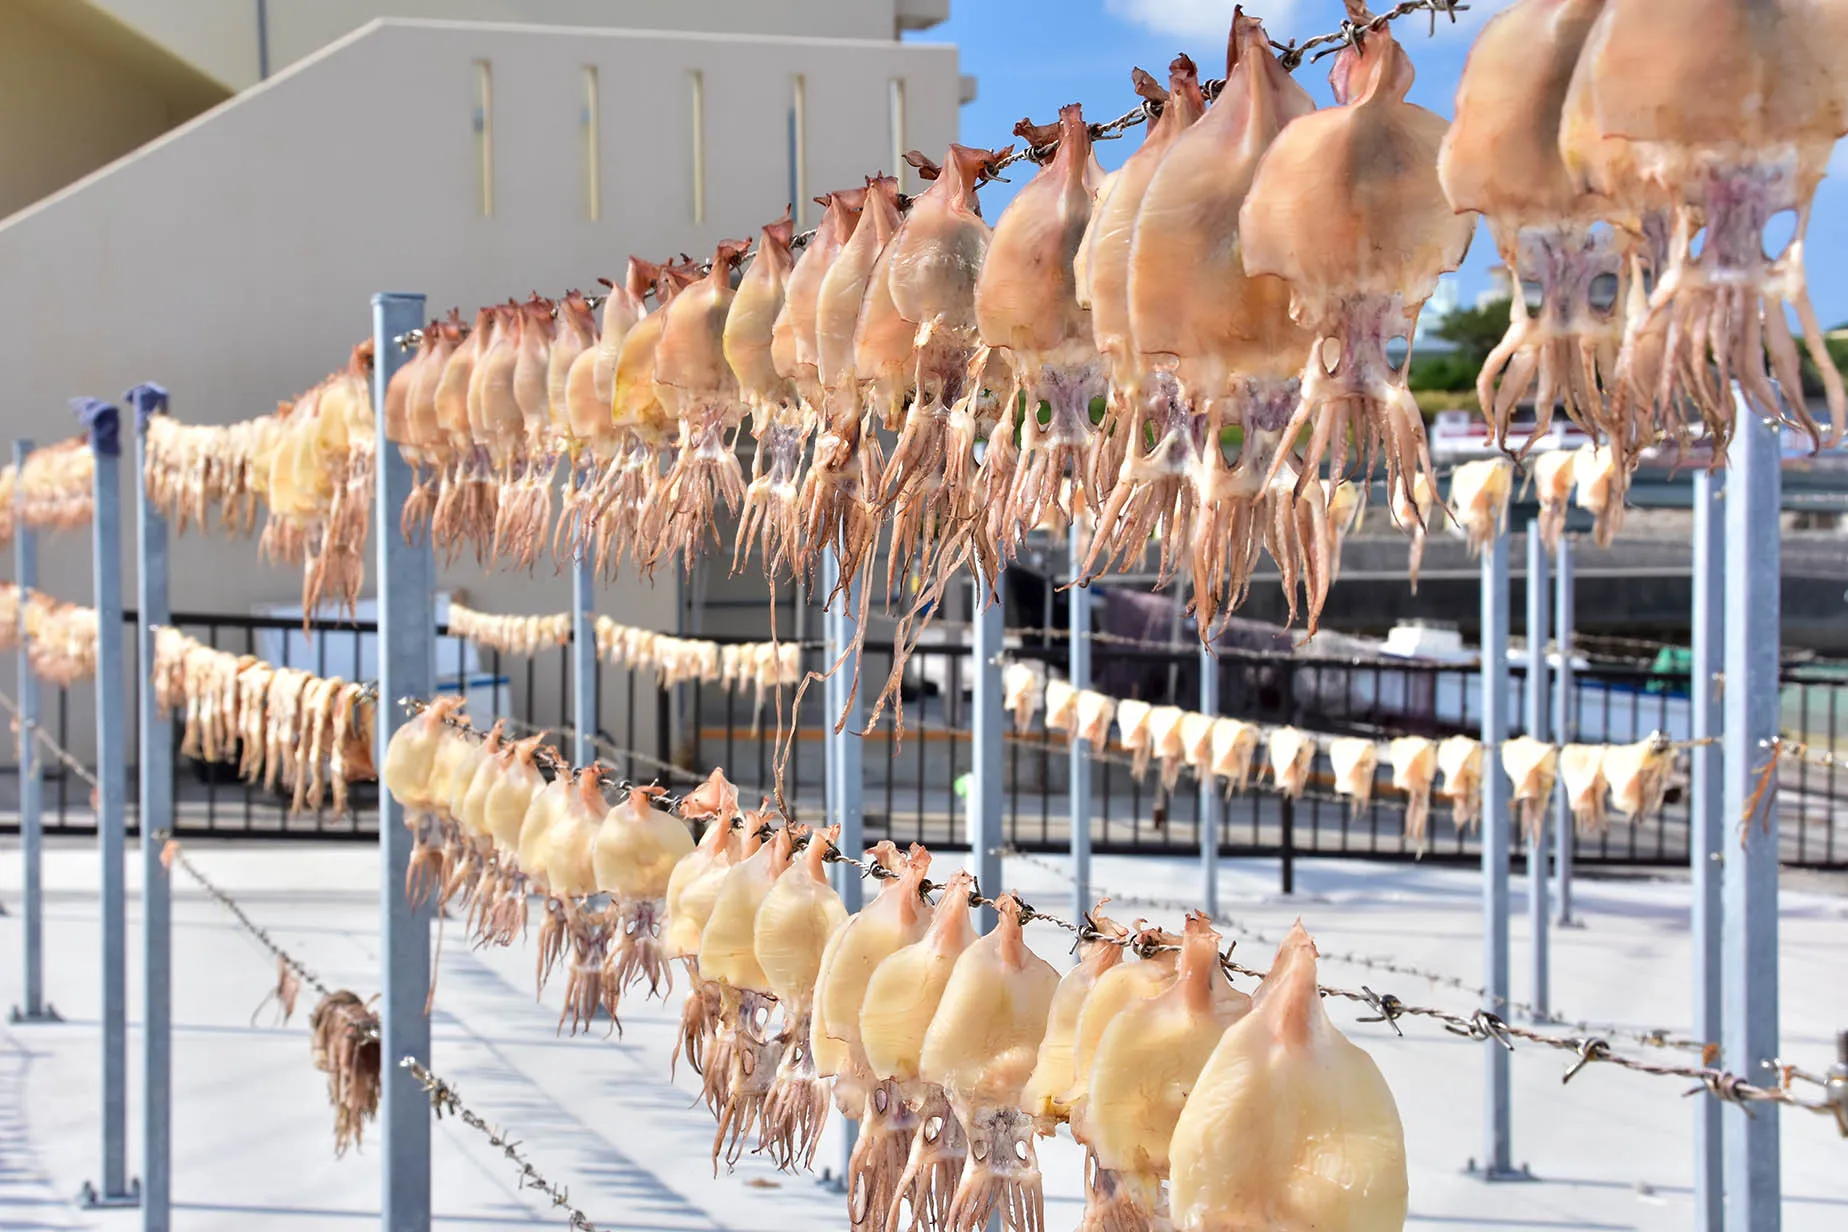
left=4, top=613, right=1845, bottom=870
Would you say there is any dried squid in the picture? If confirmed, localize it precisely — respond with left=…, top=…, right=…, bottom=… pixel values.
left=1168, top=924, right=1407, bottom=1232
left=977, top=105, right=1108, bottom=545
left=647, top=239, right=752, bottom=570
left=1081, top=56, right=1208, bottom=585
left=1019, top=905, right=1128, bottom=1133
left=665, top=779, right=743, bottom=1080
left=700, top=822, right=795, bottom=1164
left=1126, top=13, right=1317, bottom=631
left=728, top=211, right=806, bottom=576
left=1562, top=0, right=1846, bottom=461
left=812, top=843, right=932, bottom=1231
left=877, top=144, right=1013, bottom=592
left=594, top=785, right=695, bottom=1001
left=1439, top=0, right=1626, bottom=453
left=863, top=871, right=979, bottom=1232
left=1241, top=5, right=1475, bottom=527
left=754, top=823, right=849, bottom=1169
left=1389, top=735, right=1438, bottom=854
left=559, top=260, right=650, bottom=559
left=803, top=176, right=902, bottom=600
left=1075, top=913, right=1251, bottom=1232
left=916, top=894, right=1058, bottom=1232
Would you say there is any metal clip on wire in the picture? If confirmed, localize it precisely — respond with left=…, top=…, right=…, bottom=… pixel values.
left=1357, top=986, right=1406, bottom=1037
left=1451, top=1010, right=1516, bottom=1051
left=1563, top=1037, right=1610, bottom=1083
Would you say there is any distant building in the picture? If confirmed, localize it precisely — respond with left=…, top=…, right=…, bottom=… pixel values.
left=0, top=0, right=967, bottom=758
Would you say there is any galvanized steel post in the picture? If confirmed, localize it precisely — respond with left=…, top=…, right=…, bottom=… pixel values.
left=1721, top=410, right=1780, bottom=1231
left=571, top=477, right=595, bottom=768
left=1552, top=535, right=1576, bottom=927
left=1525, top=527, right=1549, bottom=1022
left=1690, top=466, right=1724, bottom=1232
left=77, top=398, right=137, bottom=1208
left=1067, top=528, right=1091, bottom=922
left=7, top=439, right=55, bottom=1025
left=373, top=293, right=433, bottom=1232
left=1474, top=517, right=1517, bottom=1180
left=970, top=571, right=1003, bottom=936
left=821, top=549, right=863, bottom=1189
left=130, top=384, right=173, bottom=1232
left=1198, top=633, right=1219, bottom=919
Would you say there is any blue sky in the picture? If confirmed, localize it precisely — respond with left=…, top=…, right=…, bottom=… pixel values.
left=909, top=0, right=1848, bottom=328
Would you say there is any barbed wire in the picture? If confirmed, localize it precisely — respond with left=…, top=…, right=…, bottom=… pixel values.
left=399, top=1058, right=600, bottom=1230
left=399, top=696, right=700, bottom=801
left=1003, top=850, right=1709, bottom=1054
left=813, top=836, right=1842, bottom=1122
left=169, top=831, right=606, bottom=1201
left=162, top=836, right=336, bottom=1002
left=1765, top=735, right=1848, bottom=775
left=0, top=684, right=101, bottom=791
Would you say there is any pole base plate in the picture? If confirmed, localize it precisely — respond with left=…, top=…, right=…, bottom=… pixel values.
left=8, top=1003, right=62, bottom=1024
left=1554, top=914, right=1586, bottom=929
left=1465, top=1159, right=1537, bottom=1184
left=78, top=1178, right=141, bottom=1209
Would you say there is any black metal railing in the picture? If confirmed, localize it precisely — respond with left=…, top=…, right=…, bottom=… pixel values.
left=3, top=613, right=1843, bottom=870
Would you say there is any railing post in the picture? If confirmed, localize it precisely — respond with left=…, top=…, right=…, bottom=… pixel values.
left=970, top=570, right=1003, bottom=936
left=1472, top=512, right=1519, bottom=1181
left=1198, top=631, right=1219, bottom=918
left=74, top=398, right=137, bottom=1209
left=1067, top=527, right=1091, bottom=921
left=1553, top=534, right=1577, bottom=927
left=1278, top=662, right=1295, bottom=896
left=1525, top=527, right=1549, bottom=1022
left=130, top=384, right=172, bottom=1232
left=1721, top=406, right=1780, bottom=1232
left=1690, top=466, right=1724, bottom=1232
left=373, top=292, right=433, bottom=1232
left=8, top=439, right=56, bottom=1025
left=571, top=473, right=595, bottom=768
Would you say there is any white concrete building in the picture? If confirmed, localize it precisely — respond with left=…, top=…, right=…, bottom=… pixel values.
left=0, top=2, right=965, bottom=760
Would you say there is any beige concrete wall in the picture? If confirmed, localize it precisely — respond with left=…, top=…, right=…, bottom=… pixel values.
left=0, top=1, right=227, bottom=220
left=77, top=0, right=913, bottom=92
left=0, top=17, right=958, bottom=762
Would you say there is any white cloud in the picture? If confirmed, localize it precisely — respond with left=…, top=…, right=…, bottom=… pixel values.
left=1103, top=0, right=1303, bottom=42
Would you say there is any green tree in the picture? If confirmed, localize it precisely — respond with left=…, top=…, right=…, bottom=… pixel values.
left=1430, top=296, right=1512, bottom=368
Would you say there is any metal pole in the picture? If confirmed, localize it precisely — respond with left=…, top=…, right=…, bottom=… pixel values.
left=1067, top=528, right=1091, bottom=922
left=8, top=439, right=55, bottom=1025
left=820, top=549, right=863, bottom=1190
left=1552, top=534, right=1577, bottom=927
left=1721, top=407, right=1780, bottom=1231
left=373, top=292, right=433, bottom=1232
left=1525, top=527, right=1549, bottom=1022
left=1690, top=466, right=1724, bottom=1232
left=837, top=563, right=863, bottom=914
left=130, top=384, right=172, bottom=1232
left=1473, top=517, right=1517, bottom=1180
left=571, top=475, right=595, bottom=768
left=1198, top=633, right=1219, bottom=919
left=77, top=399, right=137, bottom=1208
left=970, top=569, right=1003, bottom=936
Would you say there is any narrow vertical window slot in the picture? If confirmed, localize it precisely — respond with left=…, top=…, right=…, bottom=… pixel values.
left=582, top=66, right=602, bottom=221
left=689, top=69, right=707, bottom=224
left=474, top=60, right=495, bottom=217
left=889, top=78, right=907, bottom=192
left=789, top=74, right=809, bottom=227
